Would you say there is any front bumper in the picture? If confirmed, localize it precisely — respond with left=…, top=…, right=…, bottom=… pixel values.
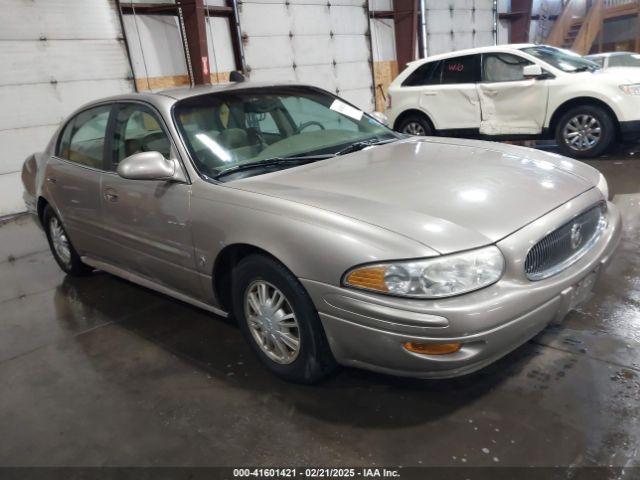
left=302, top=191, right=622, bottom=379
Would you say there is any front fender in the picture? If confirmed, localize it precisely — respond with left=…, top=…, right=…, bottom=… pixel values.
left=189, top=181, right=437, bottom=303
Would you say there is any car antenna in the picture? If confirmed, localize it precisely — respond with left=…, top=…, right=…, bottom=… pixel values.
left=229, top=71, right=246, bottom=83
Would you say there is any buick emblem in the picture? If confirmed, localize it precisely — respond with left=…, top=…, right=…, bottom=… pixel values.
left=570, top=223, right=583, bottom=250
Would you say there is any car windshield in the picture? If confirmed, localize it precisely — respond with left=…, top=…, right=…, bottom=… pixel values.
left=521, top=45, right=601, bottom=72
left=173, top=86, right=399, bottom=180
left=608, top=53, right=640, bottom=68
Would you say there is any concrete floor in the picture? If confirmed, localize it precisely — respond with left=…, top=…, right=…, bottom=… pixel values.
left=0, top=150, right=639, bottom=469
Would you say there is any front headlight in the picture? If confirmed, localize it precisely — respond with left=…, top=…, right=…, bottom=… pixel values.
left=596, top=172, right=609, bottom=200
left=619, top=84, right=640, bottom=95
left=343, top=246, right=505, bottom=298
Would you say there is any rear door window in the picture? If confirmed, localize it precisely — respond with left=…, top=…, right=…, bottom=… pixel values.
left=57, top=105, right=111, bottom=169
left=402, top=61, right=442, bottom=86
left=441, top=55, right=480, bottom=84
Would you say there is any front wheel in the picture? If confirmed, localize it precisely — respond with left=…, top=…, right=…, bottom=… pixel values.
left=555, top=105, right=615, bottom=158
left=231, top=254, right=336, bottom=384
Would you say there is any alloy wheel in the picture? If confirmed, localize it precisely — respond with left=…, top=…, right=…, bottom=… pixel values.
left=244, top=280, right=300, bottom=364
left=49, top=217, right=71, bottom=266
left=562, top=114, right=602, bottom=152
left=402, top=121, right=427, bottom=136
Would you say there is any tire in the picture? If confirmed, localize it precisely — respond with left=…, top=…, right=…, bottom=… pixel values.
left=43, top=205, right=93, bottom=276
left=397, top=113, right=434, bottom=136
left=555, top=105, right=615, bottom=158
left=231, top=254, right=336, bottom=384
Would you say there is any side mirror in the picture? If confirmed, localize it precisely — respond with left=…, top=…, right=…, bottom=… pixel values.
left=117, top=151, right=177, bottom=181
left=370, top=111, right=389, bottom=126
left=523, top=64, right=543, bottom=78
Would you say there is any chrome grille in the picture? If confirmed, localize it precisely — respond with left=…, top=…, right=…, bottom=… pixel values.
left=525, top=204, right=606, bottom=280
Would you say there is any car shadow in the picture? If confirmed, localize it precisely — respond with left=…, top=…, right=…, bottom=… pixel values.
left=53, top=272, right=544, bottom=429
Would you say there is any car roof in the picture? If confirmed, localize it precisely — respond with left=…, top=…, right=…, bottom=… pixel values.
left=74, top=81, right=327, bottom=112
left=406, top=43, right=537, bottom=66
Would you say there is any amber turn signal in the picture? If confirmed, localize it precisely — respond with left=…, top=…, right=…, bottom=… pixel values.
left=403, top=342, right=462, bottom=355
left=345, top=266, right=388, bottom=292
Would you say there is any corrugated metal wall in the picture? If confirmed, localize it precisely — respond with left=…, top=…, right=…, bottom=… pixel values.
left=238, top=0, right=376, bottom=111
left=0, top=0, right=133, bottom=216
left=426, top=0, right=496, bottom=55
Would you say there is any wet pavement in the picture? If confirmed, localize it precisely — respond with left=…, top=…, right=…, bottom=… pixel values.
left=0, top=149, right=639, bottom=468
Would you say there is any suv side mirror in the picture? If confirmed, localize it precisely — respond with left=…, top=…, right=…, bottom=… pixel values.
left=523, top=64, right=543, bottom=78
left=117, top=151, right=180, bottom=181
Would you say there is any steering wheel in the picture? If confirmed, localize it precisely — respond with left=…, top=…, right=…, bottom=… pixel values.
left=296, top=121, right=326, bottom=134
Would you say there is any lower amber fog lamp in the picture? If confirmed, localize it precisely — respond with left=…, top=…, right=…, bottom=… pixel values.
left=403, top=342, right=462, bottom=355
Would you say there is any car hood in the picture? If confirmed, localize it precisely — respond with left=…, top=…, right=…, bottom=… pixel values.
left=584, top=67, right=640, bottom=83
left=230, top=138, right=597, bottom=254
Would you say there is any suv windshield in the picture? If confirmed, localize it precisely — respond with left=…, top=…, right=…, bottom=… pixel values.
left=520, top=45, right=600, bottom=73
left=173, top=86, right=398, bottom=180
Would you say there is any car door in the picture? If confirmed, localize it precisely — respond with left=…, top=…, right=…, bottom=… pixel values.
left=417, top=54, right=482, bottom=131
left=477, top=52, right=550, bottom=135
left=100, top=102, right=203, bottom=298
left=44, top=104, right=113, bottom=255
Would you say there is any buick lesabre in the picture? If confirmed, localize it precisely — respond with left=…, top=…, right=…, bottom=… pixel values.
left=21, top=83, right=622, bottom=383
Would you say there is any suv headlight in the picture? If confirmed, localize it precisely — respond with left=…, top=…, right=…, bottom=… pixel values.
left=619, top=84, right=640, bottom=95
left=343, top=246, right=505, bottom=298
left=596, top=173, right=609, bottom=200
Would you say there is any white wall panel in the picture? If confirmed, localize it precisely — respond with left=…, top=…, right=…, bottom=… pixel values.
left=0, top=0, right=123, bottom=40
left=205, top=17, right=237, bottom=74
left=0, top=0, right=133, bottom=215
left=370, top=18, right=396, bottom=62
left=425, top=0, right=497, bottom=55
left=122, top=15, right=188, bottom=79
left=0, top=40, right=131, bottom=86
left=240, top=0, right=375, bottom=110
left=0, top=126, right=58, bottom=176
left=0, top=80, right=133, bottom=131
left=0, top=172, right=25, bottom=217
left=369, top=0, right=393, bottom=10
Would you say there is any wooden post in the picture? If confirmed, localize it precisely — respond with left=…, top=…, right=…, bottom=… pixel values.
left=393, top=0, right=418, bottom=71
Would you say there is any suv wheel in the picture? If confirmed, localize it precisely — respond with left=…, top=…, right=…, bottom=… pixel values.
left=232, top=254, right=336, bottom=384
left=397, top=114, right=434, bottom=136
left=555, top=105, right=615, bottom=158
left=43, top=205, right=93, bottom=276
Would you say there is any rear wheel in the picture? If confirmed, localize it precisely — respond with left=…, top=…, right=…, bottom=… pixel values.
left=231, top=254, right=336, bottom=384
left=43, top=205, right=92, bottom=276
left=555, top=105, right=615, bottom=158
left=397, top=113, right=434, bottom=136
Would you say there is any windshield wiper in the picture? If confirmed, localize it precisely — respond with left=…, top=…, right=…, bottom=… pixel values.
left=333, top=137, right=398, bottom=156
left=213, top=155, right=328, bottom=180
left=213, top=138, right=399, bottom=180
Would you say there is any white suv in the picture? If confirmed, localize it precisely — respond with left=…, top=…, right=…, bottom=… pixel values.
left=387, top=44, right=640, bottom=158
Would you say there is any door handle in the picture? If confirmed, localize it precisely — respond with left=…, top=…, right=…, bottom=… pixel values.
left=103, top=190, right=119, bottom=202
left=46, top=177, right=57, bottom=184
